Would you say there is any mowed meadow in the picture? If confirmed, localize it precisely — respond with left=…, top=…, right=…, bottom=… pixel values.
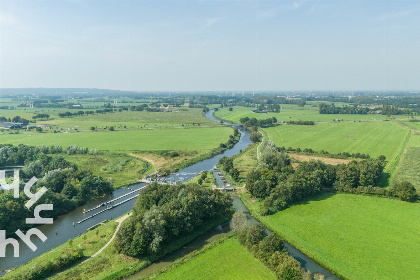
left=263, top=121, right=409, bottom=171
left=151, top=237, right=276, bottom=280
left=214, top=105, right=410, bottom=123
left=0, top=126, right=233, bottom=151
left=254, top=193, right=420, bottom=280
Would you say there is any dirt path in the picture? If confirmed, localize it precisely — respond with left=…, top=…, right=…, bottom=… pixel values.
left=49, top=213, right=132, bottom=279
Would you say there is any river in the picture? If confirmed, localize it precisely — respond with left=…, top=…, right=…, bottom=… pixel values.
left=0, top=109, right=340, bottom=280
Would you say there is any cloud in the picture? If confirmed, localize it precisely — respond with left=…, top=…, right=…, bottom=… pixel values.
left=377, top=8, right=419, bottom=21
left=257, top=1, right=305, bottom=21
left=205, top=17, right=222, bottom=27
left=0, top=12, right=17, bottom=27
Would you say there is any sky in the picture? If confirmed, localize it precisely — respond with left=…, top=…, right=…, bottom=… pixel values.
left=0, top=0, right=419, bottom=92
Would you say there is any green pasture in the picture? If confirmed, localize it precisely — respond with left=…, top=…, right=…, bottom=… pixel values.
left=214, top=106, right=408, bottom=124
left=0, top=108, right=217, bottom=129
left=263, top=121, right=409, bottom=171
left=233, top=143, right=258, bottom=184
left=392, top=147, right=420, bottom=191
left=402, top=120, right=420, bottom=130
left=66, top=153, right=149, bottom=188
left=0, top=126, right=233, bottom=151
left=153, top=237, right=276, bottom=280
left=186, top=171, right=216, bottom=188
left=248, top=193, right=420, bottom=280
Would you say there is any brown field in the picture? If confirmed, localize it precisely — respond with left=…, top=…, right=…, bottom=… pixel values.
left=288, top=153, right=352, bottom=169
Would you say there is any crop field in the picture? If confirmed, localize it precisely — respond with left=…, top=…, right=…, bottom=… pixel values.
left=391, top=147, right=420, bottom=191
left=153, top=237, right=276, bottom=280
left=214, top=106, right=409, bottom=123
left=0, top=126, right=233, bottom=151
left=252, top=193, right=420, bottom=280
left=263, top=121, right=409, bottom=171
left=66, top=153, right=149, bottom=188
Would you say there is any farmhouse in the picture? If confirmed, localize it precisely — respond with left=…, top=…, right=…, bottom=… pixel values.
left=0, top=122, right=23, bottom=129
left=252, top=109, right=270, bottom=113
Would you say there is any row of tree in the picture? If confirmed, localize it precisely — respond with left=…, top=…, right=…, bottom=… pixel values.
left=279, top=146, right=376, bottom=160
left=218, top=156, right=240, bottom=181
left=287, top=120, right=315, bottom=125
left=239, top=117, right=278, bottom=128
left=114, top=183, right=234, bottom=257
left=0, top=115, right=30, bottom=125
left=244, top=141, right=391, bottom=215
left=318, top=103, right=376, bottom=114
left=232, top=217, right=322, bottom=280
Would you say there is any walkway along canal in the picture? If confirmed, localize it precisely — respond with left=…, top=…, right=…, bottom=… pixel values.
left=1, top=109, right=340, bottom=280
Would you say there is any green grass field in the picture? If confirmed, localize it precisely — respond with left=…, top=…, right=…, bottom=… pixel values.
left=0, top=126, right=233, bottom=151
left=233, top=143, right=258, bottom=184
left=391, top=147, right=420, bottom=191
left=186, top=171, right=216, bottom=188
left=244, top=193, right=420, bottom=280
left=214, top=106, right=409, bottom=124
left=153, top=237, right=276, bottom=280
left=402, top=120, right=420, bottom=130
left=0, top=108, right=217, bottom=130
left=263, top=121, right=409, bottom=171
left=66, top=153, right=149, bottom=188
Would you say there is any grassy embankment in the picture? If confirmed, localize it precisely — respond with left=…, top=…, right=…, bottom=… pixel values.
left=186, top=171, right=216, bottom=188
left=146, top=235, right=277, bottom=280
left=239, top=192, right=420, bottom=280
left=3, top=210, right=232, bottom=280
left=51, top=212, right=232, bottom=280
left=2, top=220, right=118, bottom=280
left=65, top=153, right=149, bottom=189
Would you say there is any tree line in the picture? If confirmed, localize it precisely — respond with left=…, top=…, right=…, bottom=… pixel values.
left=286, top=120, right=315, bottom=125
left=0, top=144, right=113, bottom=236
left=0, top=115, right=29, bottom=125
left=239, top=116, right=278, bottom=128
left=318, top=103, right=376, bottom=115
left=242, top=141, right=416, bottom=216
left=231, top=213, right=323, bottom=280
left=114, top=183, right=234, bottom=257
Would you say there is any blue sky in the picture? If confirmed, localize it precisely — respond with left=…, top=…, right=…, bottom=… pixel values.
left=0, top=0, right=419, bottom=91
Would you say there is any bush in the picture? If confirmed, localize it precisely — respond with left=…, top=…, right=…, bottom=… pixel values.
left=391, top=181, right=417, bottom=202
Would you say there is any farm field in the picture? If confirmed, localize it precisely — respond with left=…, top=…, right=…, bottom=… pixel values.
left=65, top=153, right=149, bottom=188
left=214, top=106, right=409, bottom=124
left=245, top=193, right=420, bottom=280
left=0, top=126, right=233, bottom=151
left=391, top=147, right=420, bottom=191
left=152, top=237, right=276, bottom=280
left=402, top=120, right=420, bottom=130
left=263, top=121, right=409, bottom=171
left=0, top=108, right=217, bottom=130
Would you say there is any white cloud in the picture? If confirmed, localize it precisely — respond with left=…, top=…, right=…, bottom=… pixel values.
left=257, top=1, right=306, bottom=21
left=377, top=8, right=419, bottom=21
left=205, top=17, right=222, bottom=27
left=0, top=12, right=17, bottom=27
